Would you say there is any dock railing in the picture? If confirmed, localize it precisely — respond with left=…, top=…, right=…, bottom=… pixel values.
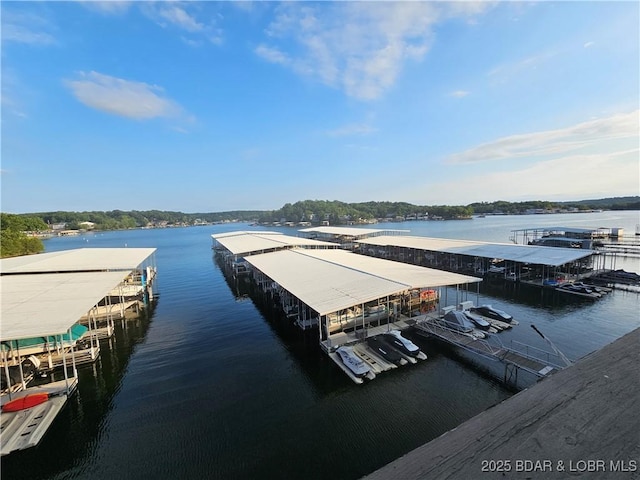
left=505, top=339, right=569, bottom=370
left=414, top=318, right=570, bottom=375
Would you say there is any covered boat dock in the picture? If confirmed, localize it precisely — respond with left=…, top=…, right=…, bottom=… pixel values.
left=1, top=248, right=158, bottom=339
left=356, top=235, right=602, bottom=290
left=1, top=248, right=157, bottom=455
left=212, top=230, right=339, bottom=277
left=213, top=231, right=482, bottom=383
left=243, top=247, right=481, bottom=383
left=299, top=226, right=409, bottom=247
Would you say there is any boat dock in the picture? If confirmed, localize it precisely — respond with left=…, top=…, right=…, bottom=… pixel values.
left=1, top=248, right=158, bottom=455
left=324, top=318, right=426, bottom=384
left=213, top=231, right=482, bottom=384
left=213, top=229, right=624, bottom=387
left=362, top=327, right=640, bottom=480
left=0, top=378, right=78, bottom=457
left=412, top=314, right=568, bottom=388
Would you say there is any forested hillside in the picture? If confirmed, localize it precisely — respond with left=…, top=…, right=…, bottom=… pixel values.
left=2, top=196, right=638, bottom=236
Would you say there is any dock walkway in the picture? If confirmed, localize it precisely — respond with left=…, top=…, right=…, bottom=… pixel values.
left=362, top=328, right=640, bottom=480
left=414, top=318, right=563, bottom=378
left=0, top=378, right=78, bottom=456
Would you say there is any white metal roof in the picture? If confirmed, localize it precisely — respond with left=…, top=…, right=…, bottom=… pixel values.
left=511, top=226, right=611, bottom=234
left=0, top=248, right=156, bottom=274
left=212, top=230, right=284, bottom=239
left=211, top=232, right=337, bottom=256
left=299, top=226, right=409, bottom=237
left=299, top=249, right=481, bottom=287
left=1, top=271, right=130, bottom=340
left=244, top=249, right=480, bottom=316
left=359, top=236, right=593, bottom=267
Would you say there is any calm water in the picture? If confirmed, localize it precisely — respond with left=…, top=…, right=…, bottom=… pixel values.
left=2, top=212, right=639, bottom=479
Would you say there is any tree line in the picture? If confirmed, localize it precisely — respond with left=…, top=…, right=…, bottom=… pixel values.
left=258, top=200, right=473, bottom=223
left=0, top=213, right=48, bottom=257
left=1, top=196, right=638, bottom=257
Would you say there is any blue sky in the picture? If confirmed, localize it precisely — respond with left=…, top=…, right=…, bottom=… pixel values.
left=2, top=1, right=638, bottom=214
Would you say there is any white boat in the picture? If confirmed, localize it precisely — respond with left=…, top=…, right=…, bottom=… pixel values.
left=335, top=346, right=371, bottom=378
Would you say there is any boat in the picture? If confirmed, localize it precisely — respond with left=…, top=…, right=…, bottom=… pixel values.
left=440, top=311, right=488, bottom=339
left=572, top=282, right=611, bottom=295
left=366, top=336, right=406, bottom=365
left=555, top=283, right=601, bottom=299
left=380, top=330, right=425, bottom=359
left=463, top=311, right=492, bottom=331
left=595, top=269, right=640, bottom=285
left=470, top=305, right=514, bottom=323
left=335, top=346, right=371, bottom=378
left=2, top=393, right=49, bottom=412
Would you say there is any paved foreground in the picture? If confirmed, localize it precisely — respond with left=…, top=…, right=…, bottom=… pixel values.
left=363, top=328, right=640, bottom=480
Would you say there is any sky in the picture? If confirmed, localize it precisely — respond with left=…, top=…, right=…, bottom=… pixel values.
left=1, top=1, right=639, bottom=214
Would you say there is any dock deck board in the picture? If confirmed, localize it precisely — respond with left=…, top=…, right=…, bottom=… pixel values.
left=0, top=377, right=78, bottom=456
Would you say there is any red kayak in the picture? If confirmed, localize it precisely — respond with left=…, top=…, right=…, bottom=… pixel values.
left=2, top=393, right=49, bottom=412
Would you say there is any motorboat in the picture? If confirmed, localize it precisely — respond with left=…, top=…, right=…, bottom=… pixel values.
left=470, top=305, right=514, bottom=323
left=441, top=311, right=488, bottom=339
left=463, top=311, right=492, bottom=331
left=366, top=336, right=405, bottom=365
left=380, top=330, right=421, bottom=358
left=556, top=283, right=601, bottom=299
left=335, top=346, right=371, bottom=378
left=572, top=282, right=611, bottom=294
left=441, top=310, right=475, bottom=334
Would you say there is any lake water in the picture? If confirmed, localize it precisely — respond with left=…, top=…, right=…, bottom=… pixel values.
left=2, top=211, right=639, bottom=479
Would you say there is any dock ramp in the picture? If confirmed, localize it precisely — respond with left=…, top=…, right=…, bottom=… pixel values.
left=414, top=319, right=569, bottom=384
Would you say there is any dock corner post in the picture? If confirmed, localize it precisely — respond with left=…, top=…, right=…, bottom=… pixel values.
left=3, top=351, right=13, bottom=400
left=70, top=335, right=78, bottom=379
left=60, top=334, right=70, bottom=395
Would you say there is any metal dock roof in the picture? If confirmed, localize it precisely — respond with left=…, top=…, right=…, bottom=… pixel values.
left=0, top=247, right=156, bottom=341
left=211, top=231, right=338, bottom=256
left=0, top=247, right=156, bottom=274
left=1, top=271, right=130, bottom=340
left=299, top=226, right=409, bottom=237
left=244, top=249, right=480, bottom=316
left=511, top=226, right=612, bottom=234
left=358, top=235, right=593, bottom=267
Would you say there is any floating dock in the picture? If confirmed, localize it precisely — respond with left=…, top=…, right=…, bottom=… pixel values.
left=362, top=328, right=640, bottom=480
left=413, top=314, right=567, bottom=389
left=0, top=377, right=78, bottom=456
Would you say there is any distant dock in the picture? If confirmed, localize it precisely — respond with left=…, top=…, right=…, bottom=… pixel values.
left=362, top=327, right=640, bottom=480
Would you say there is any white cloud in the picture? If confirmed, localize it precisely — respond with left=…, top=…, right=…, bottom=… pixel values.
left=256, top=2, right=493, bottom=100
left=426, top=148, right=639, bottom=204
left=446, top=111, right=640, bottom=164
left=65, top=71, right=190, bottom=121
left=141, top=2, right=224, bottom=45
left=255, top=44, right=291, bottom=65
left=80, top=1, right=133, bottom=15
left=1, top=11, right=56, bottom=45
left=487, top=50, right=558, bottom=84
left=450, top=90, right=470, bottom=98
left=583, top=41, right=595, bottom=48
left=2, top=69, right=30, bottom=119
left=157, top=4, right=204, bottom=33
